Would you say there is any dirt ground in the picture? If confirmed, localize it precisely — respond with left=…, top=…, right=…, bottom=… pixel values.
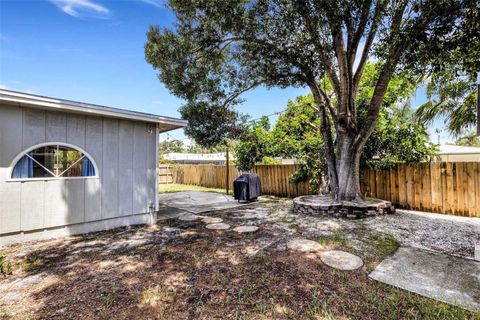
left=1, top=199, right=478, bottom=319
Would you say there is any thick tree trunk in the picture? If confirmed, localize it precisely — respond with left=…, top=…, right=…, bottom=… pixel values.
left=334, top=132, right=362, bottom=201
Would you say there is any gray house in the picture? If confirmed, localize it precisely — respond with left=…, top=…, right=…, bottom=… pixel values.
left=0, top=89, right=187, bottom=246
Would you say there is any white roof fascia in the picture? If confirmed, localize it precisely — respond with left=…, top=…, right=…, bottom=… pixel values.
left=0, top=89, right=188, bottom=129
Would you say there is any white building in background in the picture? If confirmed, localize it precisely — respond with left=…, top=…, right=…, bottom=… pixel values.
left=436, top=144, right=480, bottom=162
left=163, top=152, right=298, bottom=165
left=163, top=152, right=233, bottom=164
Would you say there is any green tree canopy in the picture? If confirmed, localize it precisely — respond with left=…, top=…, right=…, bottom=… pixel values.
left=159, top=139, right=185, bottom=155
left=146, top=0, right=474, bottom=200
left=234, top=63, right=436, bottom=192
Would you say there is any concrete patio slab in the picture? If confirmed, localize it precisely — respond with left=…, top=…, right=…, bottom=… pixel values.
left=157, top=204, right=190, bottom=220
left=369, top=247, right=480, bottom=312
left=158, top=191, right=249, bottom=213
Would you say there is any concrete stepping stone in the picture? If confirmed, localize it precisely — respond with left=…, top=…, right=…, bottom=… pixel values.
left=202, top=217, right=223, bottom=224
left=320, top=250, right=363, bottom=270
left=205, top=223, right=231, bottom=230
left=287, top=238, right=322, bottom=252
left=233, top=226, right=259, bottom=233
left=178, top=214, right=199, bottom=222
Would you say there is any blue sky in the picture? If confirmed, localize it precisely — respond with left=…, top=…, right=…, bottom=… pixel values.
left=0, top=0, right=449, bottom=144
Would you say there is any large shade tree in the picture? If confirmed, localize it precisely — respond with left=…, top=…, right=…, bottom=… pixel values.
left=145, top=0, right=474, bottom=201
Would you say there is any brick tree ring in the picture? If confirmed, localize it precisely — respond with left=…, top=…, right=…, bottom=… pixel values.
left=293, top=195, right=395, bottom=219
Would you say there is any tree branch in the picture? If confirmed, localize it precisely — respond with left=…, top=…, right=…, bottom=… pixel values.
left=348, top=0, right=373, bottom=68
left=222, top=81, right=262, bottom=107
left=308, top=82, right=338, bottom=195
left=352, top=0, right=387, bottom=95
left=355, top=1, right=408, bottom=149
left=295, top=0, right=342, bottom=97
left=312, top=81, right=338, bottom=126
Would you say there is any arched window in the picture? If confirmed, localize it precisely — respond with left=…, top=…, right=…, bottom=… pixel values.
left=11, top=143, right=96, bottom=179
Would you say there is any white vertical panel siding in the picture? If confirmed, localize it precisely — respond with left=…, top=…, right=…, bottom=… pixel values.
left=133, top=122, right=148, bottom=214
left=20, top=109, right=47, bottom=231
left=45, top=112, right=67, bottom=142
left=44, top=180, right=68, bottom=228
left=66, top=114, right=86, bottom=149
left=0, top=183, right=21, bottom=233
left=22, top=109, right=46, bottom=149
left=84, top=116, right=103, bottom=222
left=0, top=105, right=23, bottom=233
left=0, top=105, right=23, bottom=168
left=101, top=118, right=119, bottom=219
left=146, top=124, right=156, bottom=207
left=118, top=120, right=134, bottom=216
left=65, top=179, right=85, bottom=224
left=0, top=105, right=159, bottom=236
left=21, top=182, right=45, bottom=230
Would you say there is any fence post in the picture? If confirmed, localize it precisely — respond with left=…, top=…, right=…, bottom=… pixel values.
left=226, top=147, right=230, bottom=195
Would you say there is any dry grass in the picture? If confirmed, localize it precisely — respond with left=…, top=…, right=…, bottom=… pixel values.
left=0, top=205, right=478, bottom=320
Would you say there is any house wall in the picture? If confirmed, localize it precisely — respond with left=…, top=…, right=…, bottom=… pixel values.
left=437, top=154, right=480, bottom=162
left=0, top=104, right=158, bottom=245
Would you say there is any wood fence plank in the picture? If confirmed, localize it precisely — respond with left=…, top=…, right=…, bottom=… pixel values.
left=413, top=165, right=422, bottom=210
left=421, top=163, right=432, bottom=211
left=446, top=162, right=456, bottom=214
left=169, top=162, right=479, bottom=217
left=430, top=163, right=442, bottom=213
left=398, top=165, right=406, bottom=208
left=455, top=163, right=464, bottom=215
left=476, top=163, right=480, bottom=217
left=466, top=163, right=476, bottom=217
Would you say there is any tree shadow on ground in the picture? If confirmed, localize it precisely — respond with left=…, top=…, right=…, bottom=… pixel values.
left=1, top=213, right=476, bottom=320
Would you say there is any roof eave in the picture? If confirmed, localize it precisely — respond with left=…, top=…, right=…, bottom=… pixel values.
left=0, top=89, right=188, bottom=131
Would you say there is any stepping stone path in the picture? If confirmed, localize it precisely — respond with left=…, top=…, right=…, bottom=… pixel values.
left=287, top=238, right=322, bottom=252
left=233, top=226, right=259, bottom=233
left=202, top=217, right=223, bottom=224
left=320, top=250, right=363, bottom=270
left=206, top=223, right=231, bottom=230
left=178, top=214, right=200, bottom=222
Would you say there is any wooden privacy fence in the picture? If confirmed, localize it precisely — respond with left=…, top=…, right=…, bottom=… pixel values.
left=168, top=164, right=311, bottom=198
left=361, top=162, right=480, bottom=217
left=164, top=162, right=480, bottom=217
left=159, top=165, right=174, bottom=184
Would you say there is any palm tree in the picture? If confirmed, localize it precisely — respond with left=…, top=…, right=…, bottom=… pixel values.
left=415, top=73, right=477, bottom=137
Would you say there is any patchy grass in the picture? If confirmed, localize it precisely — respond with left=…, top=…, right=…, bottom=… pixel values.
left=159, top=183, right=232, bottom=194
left=364, top=232, right=400, bottom=271
left=316, top=231, right=351, bottom=249
left=0, top=256, right=13, bottom=276
left=274, top=215, right=301, bottom=232
left=368, top=232, right=399, bottom=259
left=18, top=255, right=46, bottom=272
left=0, top=206, right=478, bottom=319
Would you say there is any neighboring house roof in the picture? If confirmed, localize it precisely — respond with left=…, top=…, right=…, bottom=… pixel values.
left=163, top=152, right=234, bottom=162
left=437, top=144, right=480, bottom=155
left=0, top=89, right=187, bottom=132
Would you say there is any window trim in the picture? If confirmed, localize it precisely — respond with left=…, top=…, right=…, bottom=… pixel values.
left=7, top=142, right=99, bottom=182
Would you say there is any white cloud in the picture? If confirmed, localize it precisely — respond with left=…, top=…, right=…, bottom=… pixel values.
left=50, top=0, right=110, bottom=18
left=152, top=100, right=164, bottom=105
left=140, top=0, right=165, bottom=8
left=0, top=84, right=9, bottom=90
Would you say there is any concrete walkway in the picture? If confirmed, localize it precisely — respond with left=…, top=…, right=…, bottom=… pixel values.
left=158, top=191, right=248, bottom=214
left=370, top=247, right=480, bottom=312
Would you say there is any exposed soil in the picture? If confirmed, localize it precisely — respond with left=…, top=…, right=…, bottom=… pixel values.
left=1, top=200, right=478, bottom=319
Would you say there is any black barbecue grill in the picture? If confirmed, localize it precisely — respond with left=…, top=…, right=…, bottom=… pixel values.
left=233, top=173, right=262, bottom=202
